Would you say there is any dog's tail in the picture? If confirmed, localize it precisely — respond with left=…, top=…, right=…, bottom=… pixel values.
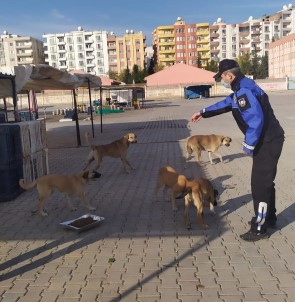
left=19, top=179, right=37, bottom=190
left=176, top=187, right=192, bottom=199
left=186, top=143, right=194, bottom=156
left=85, top=132, right=93, bottom=148
left=213, top=189, right=219, bottom=206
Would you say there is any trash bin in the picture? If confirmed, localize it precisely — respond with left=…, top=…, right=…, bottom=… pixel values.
left=0, top=124, right=23, bottom=202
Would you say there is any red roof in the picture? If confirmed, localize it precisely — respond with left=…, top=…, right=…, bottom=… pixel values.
left=144, top=63, right=215, bottom=86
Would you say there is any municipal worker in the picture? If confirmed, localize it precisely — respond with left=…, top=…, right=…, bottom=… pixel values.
left=191, top=59, right=284, bottom=241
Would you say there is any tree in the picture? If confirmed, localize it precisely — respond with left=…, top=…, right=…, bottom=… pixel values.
left=132, top=64, right=140, bottom=83
left=256, top=53, right=268, bottom=79
left=119, top=68, right=132, bottom=84
left=237, top=53, right=252, bottom=75
left=107, top=70, right=120, bottom=81
left=153, top=63, right=164, bottom=73
left=251, top=46, right=260, bottom=79
left=205, top=60, right=218, bottom=72
left=197, top=54, right=202, bottom=68
left=147, top=58, right=155, bottom=75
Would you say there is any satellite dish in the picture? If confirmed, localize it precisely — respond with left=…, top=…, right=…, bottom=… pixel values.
left=126, top=29, right=129, bottom=34
left=177, top=17, right=182, bottom=21
left=77, top=26, right=83, bottom=31
left=130, top=29, right=134, bottom=34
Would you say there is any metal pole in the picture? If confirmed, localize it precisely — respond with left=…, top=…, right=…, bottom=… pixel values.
left=11, top=76, right=19, bottom=122
left=3, top=98, right=8, bottom=122
left=72, top=89, right=81, bottom=146
left=87, top=79, right=95, bottom=138
left=27, top=91, right=32, bottom=120
left=99, top=86, right=103, bottom=133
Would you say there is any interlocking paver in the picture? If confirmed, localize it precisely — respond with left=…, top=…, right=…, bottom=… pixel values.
left=1, top=94, right=295, bottom=301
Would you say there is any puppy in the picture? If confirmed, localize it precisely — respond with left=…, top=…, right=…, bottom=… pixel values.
left=185, top=134, right=232, bottom=165
left=153, top=166, right=193, bottom=211
left=84, top=132, right=137, bottom=173
left=180, top=178, right=218, bottom=229
left=19, top=170, right=101, bottom=216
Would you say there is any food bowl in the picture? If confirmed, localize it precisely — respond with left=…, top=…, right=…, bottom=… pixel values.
left=60, top=214, right=104, bottom=232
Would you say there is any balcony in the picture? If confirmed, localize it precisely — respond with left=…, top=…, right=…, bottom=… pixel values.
left=15, top=43, right=32, bottom=49
left=239, top=31, right=250, bottom=37
left=196, top=30, right=209, bottom=36
left=158, top=32, right=174, bottom=38
left=17, top=49, right=33, bottom=56
left=210, top=41, right=219, bottom=46
left=239, top=47, right=250, bottom=52
left=210, top=33, right=219, bottom=38
left=160, top=49, right=175, bottom=53
left=239, top=38, right=250, bottom=44
left=158, top=40, right=174, bottom=45
left=211, top=49, right=220, bottom=54
left=210, top=25, right=219, bottom=30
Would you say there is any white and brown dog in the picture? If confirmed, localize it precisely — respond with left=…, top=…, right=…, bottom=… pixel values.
left=84, top=132, right=137, bottom=173
left=19, top=170, right=101, bottom=216
left=185, top=134, right=232, bottom=166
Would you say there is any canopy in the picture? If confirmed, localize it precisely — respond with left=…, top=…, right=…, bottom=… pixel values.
left=69, top=70, right=102, bottom=88
left=0, top=65, right=103, bottom=146
left=0, top=65, right=103, bottom=98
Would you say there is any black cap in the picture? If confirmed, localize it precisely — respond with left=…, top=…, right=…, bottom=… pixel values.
left=214, top=59, right=239, bottom=79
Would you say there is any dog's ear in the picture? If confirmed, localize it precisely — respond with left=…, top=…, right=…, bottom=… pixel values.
left=82, top=171, right=89, bottom=179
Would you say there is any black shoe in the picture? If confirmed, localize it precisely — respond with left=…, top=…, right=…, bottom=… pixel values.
left=240, top=229, right=269, bottom=242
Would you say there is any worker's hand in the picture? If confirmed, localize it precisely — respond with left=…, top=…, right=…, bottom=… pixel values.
left=191, top=112, right=202, bottom=122
left=243, top=151, right=252, bottom=156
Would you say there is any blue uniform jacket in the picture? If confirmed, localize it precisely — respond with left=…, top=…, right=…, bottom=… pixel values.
left=200, top=76, right=284, bottom=155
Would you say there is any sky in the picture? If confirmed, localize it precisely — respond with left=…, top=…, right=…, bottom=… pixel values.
left=0, top=0, right=291, bottom=45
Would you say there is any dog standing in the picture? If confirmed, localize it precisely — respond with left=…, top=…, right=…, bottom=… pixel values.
left=180, top=178, right=218, bottom=229
left=153, top=166, right=192, bottom=211
left=19, top=170, right=101, bottom=216
left=185, top=134, right=232, bottom=166
left=84, top=132, right=137, bottom=173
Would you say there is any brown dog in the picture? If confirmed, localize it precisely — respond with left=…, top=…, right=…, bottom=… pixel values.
left=19, top=170, right=101, bottom=216
left=153, top=166, right=193, bottom=211
left=180, top=178, right=218, bottom=229
left=185, top=134, right=232, bottom=166
left=84, top=132, right=137, bottom=173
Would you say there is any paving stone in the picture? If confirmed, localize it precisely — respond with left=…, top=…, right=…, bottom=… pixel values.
left=1, top=97, right=295, bottom=302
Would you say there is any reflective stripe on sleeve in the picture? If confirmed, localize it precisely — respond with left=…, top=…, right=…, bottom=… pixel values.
left=242, top=142, right=255, bottom=150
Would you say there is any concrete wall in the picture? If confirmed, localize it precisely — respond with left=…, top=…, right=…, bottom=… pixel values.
left=1, top=78, right=291, bottom=110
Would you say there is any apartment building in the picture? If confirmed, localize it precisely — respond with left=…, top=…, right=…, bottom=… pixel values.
left=115, top=30, right=146, bottom=73
left=0, top=31, right=44, bottom=68
left=152, top=17, right=210, bottom=68
left=269, top=33, right=295, bottom=78
left=153, top=3, right=295, bottom=67
left=43, top=27, right=109, bottom=75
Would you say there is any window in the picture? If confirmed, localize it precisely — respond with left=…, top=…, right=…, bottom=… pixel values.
left=77, top=45, right=83, bottom=51
left=79, top=61, right=84, bottom=66
left=76, top=37, right=83, bottom=43
left=78, top=53, right=84, bottom=59
left=96, top=35, right=101, bottom=41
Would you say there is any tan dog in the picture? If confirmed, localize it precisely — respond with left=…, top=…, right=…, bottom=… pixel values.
left=19, top=171, right=101, bottom=216
left=185, top=134, right=232, bottom=166
left=84, top=132, right=137, bottom=173
left=180, top=178, right=218, bottom=229
left=153, top=166, right=193, bottom=211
